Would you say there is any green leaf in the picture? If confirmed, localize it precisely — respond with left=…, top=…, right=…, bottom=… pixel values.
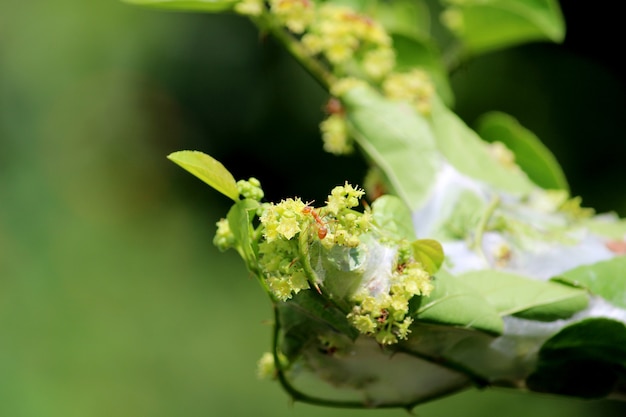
left=392, top=33, right=454, bottom=107
left=371, top=195, right=416, bottom=241
left=412, top=239, right=444, bottom=275
left=476, top=111, right=568, bottom=191
left=414, top=270, right=503, bottom=335
left=527, top=318, right=626, bottom=398
left=443, top=0, right=565, bottom=55
left=168, top=151, right=239, bottom=201
left=369, top=0, right=431, bottom=40
left=460, top=270, right=588, bottom=321
left=554, top=257, right=626, bottom=309
left=429, top=96, right=534, bottom=195
left=226, top=199, right=259, bottom=268
left=123, top=0, right=237, bottom=12
left=343, top=86, right=440, bottom=211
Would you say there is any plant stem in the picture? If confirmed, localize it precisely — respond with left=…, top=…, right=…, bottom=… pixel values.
left=250, top=14, right=335, bottom=91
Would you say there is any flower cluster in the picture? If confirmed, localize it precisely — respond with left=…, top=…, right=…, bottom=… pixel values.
left=302, top=4, right=394, bottom=75
left=383, top=69, right=435, bottom=115
left=347, top=243, right=433, bottom=345
left=213, top=217, right=236, bottom=252
left=320, top=113, right=351, bottom=155
left=257, top=183, right=371, bottom=301
left=213, top=178, right=437, bottom=345
left=234, top=0, right=438, bottom=154
left=256, top=351, right=288, bottom=380
left=270, top=0, right=315, bottom=34
left=237, top=177, right=264, bottom=201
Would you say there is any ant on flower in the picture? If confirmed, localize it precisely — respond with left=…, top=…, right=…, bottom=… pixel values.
left=302, top=205, right=328, bottom=239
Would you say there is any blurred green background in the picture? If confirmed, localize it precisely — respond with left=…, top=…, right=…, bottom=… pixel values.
left=1, top=1, right=625, bottom=416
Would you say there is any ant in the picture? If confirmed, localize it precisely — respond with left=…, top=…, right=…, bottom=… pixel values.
left=302, top=205, right=328, bottom=239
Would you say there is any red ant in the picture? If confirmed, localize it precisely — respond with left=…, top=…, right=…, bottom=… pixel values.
left=302, top=205, right=328, bottom=239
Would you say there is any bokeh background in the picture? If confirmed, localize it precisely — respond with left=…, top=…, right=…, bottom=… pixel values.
left=1, top=1, right=625, bottom=416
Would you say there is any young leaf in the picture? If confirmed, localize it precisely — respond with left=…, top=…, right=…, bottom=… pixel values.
left=428, top=96, right=534, bottom=195
left=411, top=239, right=444, bottom=275
left=369, top=0, right=431, bottom=40
left=343, top=86, right=440, bottom=211
left=527, top=318, right=626, bottom=398
left=554, top=257, right=626, bottom=309
left=226, top=199, right=259, bottom=269
left=443, top=0, right=565, bottom=55
left=168, top=151, right=239, bottom=201
left=371, top=195, right=416, bottom=241
left=123, top=0, right=237, bottom=12
left=459, top=270, right=588, bottom=320
left=413, top=270, right=504, bottom=335
left=476, top=111, right=568, bottom=191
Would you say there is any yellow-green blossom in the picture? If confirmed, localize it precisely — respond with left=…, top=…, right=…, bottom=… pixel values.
left=235, top=0, right=264, bottom=16
left=270, top=0, right=315, bottom=34
left=383, top=69, right=435, bottom=114
left=267, top=276, right=294, bottom=301
left=395, top=317, right=413, bottom=339
left=260, top=198, right=307, bottom=242
left=237, top=177, right=264, bottom=201
left=346, top=242, right=433, bottom=344
left=256, top=352, right=276, bottom=379
left=362, top=47, right=395, bottom=80
left=330, top=77, right=368, bottom=97
left=375, top=329, right=397, bottom=345
left=487, top=142, right=520, bottom=172
left=320, top=113, right=352, bottom=155
left=348, top=312, right=377, bottom=334
left=326, top=182, right=365, bottom=215
left=213, top=218, right=235, bottom=251
left=302, top=4, right=393, bottom=70
left=301, top=33, right=324, bottom=55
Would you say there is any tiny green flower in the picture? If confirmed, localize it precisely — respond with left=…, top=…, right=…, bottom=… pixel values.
left=330, top=77, right=368, bottom=97
left=395, top=317, right=413, bottom=340
left=320, top=113, right=352, bottom=155
left=289, top=269, right=310, bottom=293
left=237, top=177, right=265, bottom=201
left=363, top=47, right=395, bottom=80
left=301, top=33, right=324, bottom=55
left=213, top=218, right=236, bottom=251
left=256, top=352, right=276, bottom=379
left=326, top=182, right=365, bottom=214
left=375, top=329, right=398, bottom=345
left=267, top=276, right=294, bottom=301
left=270, top=0, right=315, bottom=34
left=235, top=0, right=264, bottom=16
left=348, top=312, right=377, bottom=334
left=383, top=69, right=435, bottom=115
left=276, top=212, right=301, bottom=240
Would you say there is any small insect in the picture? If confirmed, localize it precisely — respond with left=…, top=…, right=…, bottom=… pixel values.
left=302, top=205, right=328, bottom=239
